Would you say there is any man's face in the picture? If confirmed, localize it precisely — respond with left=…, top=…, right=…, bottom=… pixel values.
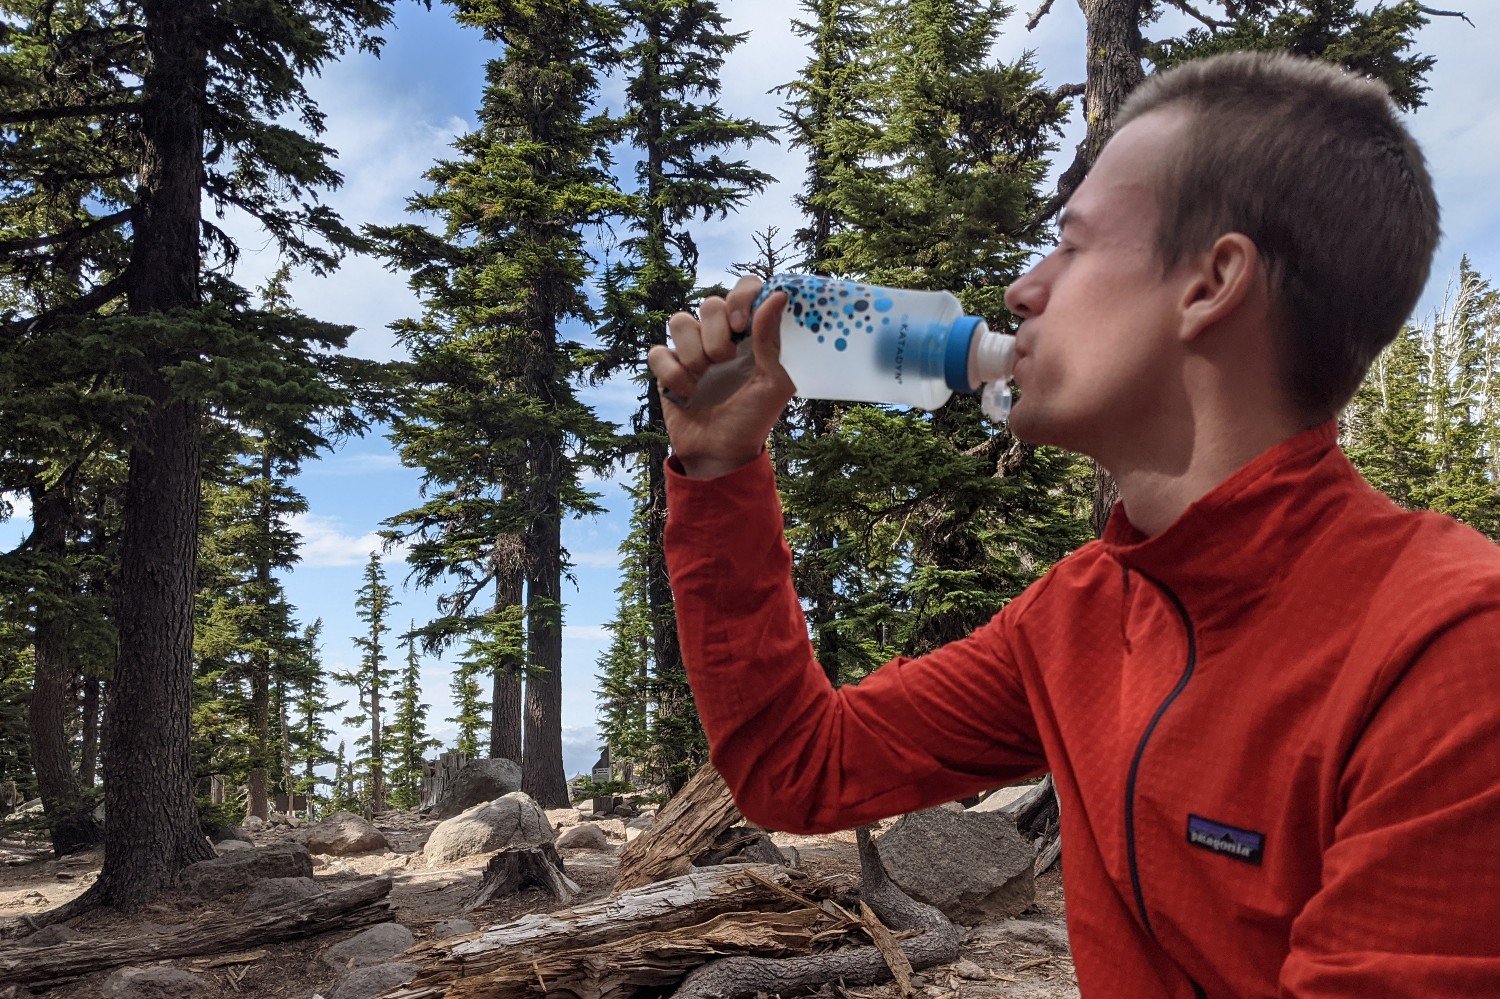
left=1004, top=111, right=1195, bottom=459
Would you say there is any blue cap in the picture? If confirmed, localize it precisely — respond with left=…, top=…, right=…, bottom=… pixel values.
left=944, top=315, right=983, bottom=393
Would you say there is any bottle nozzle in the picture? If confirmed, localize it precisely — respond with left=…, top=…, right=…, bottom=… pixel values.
left=967, top=325, right=1016, bottom=389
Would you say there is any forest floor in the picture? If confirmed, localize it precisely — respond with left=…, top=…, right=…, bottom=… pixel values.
left=0, top=812, right=1079, bottom=999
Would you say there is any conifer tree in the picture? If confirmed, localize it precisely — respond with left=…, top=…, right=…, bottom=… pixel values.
left=1, top=0, right=393, bottom=909
left=592, top=0, right=775, bottom=793
left=335, top=553, right=397, bottom=814
left=373, top=0, right=623, bottom=808
left=288, top=620, right=340, bottom=817
left=595, top=469, right=654, bottom=785
left=388, top=630, right=438, bottom=809
left=448, top=649, right=491, bottom=759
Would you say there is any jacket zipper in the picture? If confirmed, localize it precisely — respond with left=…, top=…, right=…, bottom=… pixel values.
left=1124, top=569, right=1207, bottom=998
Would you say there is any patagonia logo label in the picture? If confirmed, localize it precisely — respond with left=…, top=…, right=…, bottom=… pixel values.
left=1186, top=814, right=1265, bottom=865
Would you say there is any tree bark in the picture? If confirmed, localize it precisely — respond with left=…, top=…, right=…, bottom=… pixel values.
left=246, top=447, right=274, bottom=821
left=89, top=0, right=215, bottom=912
left=27, top=485, right=100, bottom=857
left=615, top=762, right=743, bottom=894
left=489, top=567, right=523, bottom=763
left=78, top=673, right=100, bottom=788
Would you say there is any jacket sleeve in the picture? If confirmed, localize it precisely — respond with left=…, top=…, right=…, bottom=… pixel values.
left=1278, top=607, right=1500, bottom=997
left=664, top=452, right=1049, bottom=835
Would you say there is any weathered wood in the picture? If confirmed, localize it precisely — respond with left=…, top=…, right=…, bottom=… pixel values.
left=389, top=865, right=830, bottom=997
left=421, top=750, right=468, bottom=813
left=694, top=826, right=788, bottom=869
left=465, top=844, right=578, bottom=911
left=0, top=876, right=394, bottom=986
left=614, top=763, right=743, bottom=893
left=1036, top=830, right=1063, bottom=876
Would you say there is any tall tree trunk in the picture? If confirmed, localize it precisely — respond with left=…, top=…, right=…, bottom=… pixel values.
left=490, top=568, right=524, bottom=763
left=522, top=429, right=568, bottom=808
left=28, top=486, right=100, bottom=857
left=370, top=678, right=384, bottom=813
left=246, top=448, right=273, bottom=821
left=78, top=674, right=100, bottom=788
left=92, top=0, right=215, bottom=911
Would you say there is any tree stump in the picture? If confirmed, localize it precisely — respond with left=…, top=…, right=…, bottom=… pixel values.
left=614, top=762, right=744, bottom=893
left=420, top=750, right=468, bottom=813
left=464, top=844, right=577, bottom=911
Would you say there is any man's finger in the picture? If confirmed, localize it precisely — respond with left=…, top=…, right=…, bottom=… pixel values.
left=667, top=311, right=709, bottom=376
left=698, top=297, right=737, bottom=364
left=648, top=343, right=698, bottom=402
left=751, top=291, right=788, bottom=376
left=725, top=274, right=765, bottom=336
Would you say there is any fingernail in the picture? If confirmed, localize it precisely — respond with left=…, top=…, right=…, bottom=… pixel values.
left=730, top=309, right=746, bottom=328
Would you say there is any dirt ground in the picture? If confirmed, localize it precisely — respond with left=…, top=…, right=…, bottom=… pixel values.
left=0, top=812, right=1078, bottom=999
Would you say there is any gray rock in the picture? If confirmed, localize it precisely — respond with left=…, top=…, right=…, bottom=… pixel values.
left=625, top=813, right=654, bottom=831
left=593, top=818, right=627, bottom=840
left=875, top=807, right=1035, bottom=923
left=431, top=758, right=523, bottom=820
left=431, top=918, right=475, bottom=938
left=178, top=842, right=313, bottom=897
left=329, top=963, right=419, bottom=999
left=323, top=922, right=416, bottom=969
left=974, top=918, right=1071, bottom=954
left=968, top=784, right=1035, bottom=815
left=101, top=966, right=209, bottom=997
left=241, top=815, right=266, bottom=832
left=23, top=923, right=79, bottom=947
left=214, top=840, right=252, bottom=854
left=951, top=958, right=988, bottom=980
left=240, top=876, right=325, bottom=912
left=424, top=792, right=552, bottom=866
left=555, top=824, right=608, bottom=850
left=304, top=812, right=390, bottom=856
left=203, top=822, right=251, bottom=845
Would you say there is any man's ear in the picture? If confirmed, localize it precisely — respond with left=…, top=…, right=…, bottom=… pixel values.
left=1177, top=233, right=1262, bottom=343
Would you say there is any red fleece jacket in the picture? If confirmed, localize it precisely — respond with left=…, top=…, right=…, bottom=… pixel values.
left=664, top=421, right=1500, bottom=998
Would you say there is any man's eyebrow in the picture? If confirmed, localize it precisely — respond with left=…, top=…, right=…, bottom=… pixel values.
left=1058, top=207, right=1087, bottom=233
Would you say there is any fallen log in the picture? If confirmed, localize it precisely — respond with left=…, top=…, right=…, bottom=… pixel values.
left=0, top=876, right=394, bottom=987
left=694, top=826, right=788, bottom=869
left=466, top=844, right=578, bottom=911
left=386, top=865, right=834, bottom=998
left=614, top=762, right=744, bottom=893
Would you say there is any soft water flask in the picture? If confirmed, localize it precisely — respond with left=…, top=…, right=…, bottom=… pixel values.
left=676, top=274, right=1016, bottom=422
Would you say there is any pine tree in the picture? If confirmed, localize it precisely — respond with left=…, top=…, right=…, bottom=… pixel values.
left=372, top=0, right=623, bottom=808
left=0, top=0, right=393, bottom=909
left=287, top=620, right=340, bottom=818
left=595, top=468, right=655, bottom=786
left=447, top=649, right=491, bottom=760
left=388, top=630, right=438, bottom=810
left=591, top=0, right=775, bottom=793
left=335, top=553, right=397, bottom=814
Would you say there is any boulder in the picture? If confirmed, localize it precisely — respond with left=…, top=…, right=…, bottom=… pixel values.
left=432, top=918, right=475, bottom=938
left=875, top=807, right=1034, bottom=923
left=555, top=824, right=609, bottom=851
left=971, top=918, right=1071, bottom=954
left=304, top=811, right=390, bottom=856
left=202, top=822, right=251, bottom=845
left=968, top=784, right=1035, bottom=815
left=593, top=818, right=627, bottom=840
left=323, top=922, right=416, bottom=970
left=23, top=923, right=80, bottom=947
left=424, top=792, right=552, bottom=866
left=329, top=962, right=419, bottom=999
left=101, top=966, right=208, bottom=997
left=178, top=842, right=313, bottom=898
left=239, top=876, right=325, bottom=913
left=430, top=758, right=522, bottom=820
left=241, top=815, right=265, bottom=832
left=214, top=840, right=252, bottom=854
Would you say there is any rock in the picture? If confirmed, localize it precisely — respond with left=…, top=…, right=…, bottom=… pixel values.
left=936, top=801, right=965, bottom=813
left=101, top=966, right=209, bottom=997
left=267, top=810, right=289, bottom=826
left=202, top=822, right=251, bottom=845
left=432, top=918, right=475, bottom=938
left=973, top=918, right=1071, bottom=954
left=625, top=813, right=654, bottom=831
left=951, top=958, right=988, bottom=980
left=239, top=876, right=324, bottom=912
left=23, top=923, right=79, bottom=946
left=285, top=812, right=301, bottom=828
left=329, top=962, right=419, bottom=999
left=624, top=826, right=643, bottom=842
left=555, top=824, right=608, bottom=850
left=424, top=792, right=552, bottom=866
left=178, top=842, right=313, bottom=898
left=430, top=758, right=523, bottom=820
left=875, top=807, right=1034, bottom=923
left=323, top=922, right=417, bottom=970
left=241, top=815, right=266, bottom=832
left=214, top=840, right=252, bottom=854
left=304, top=812, right=390, bottom=856
left=968, top=784, right=1035, bottom=815
left=593, top=818, right=627, bottom=840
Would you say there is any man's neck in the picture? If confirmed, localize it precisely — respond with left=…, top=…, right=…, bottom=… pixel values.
left=1106, top=410, right=1317, bottom=538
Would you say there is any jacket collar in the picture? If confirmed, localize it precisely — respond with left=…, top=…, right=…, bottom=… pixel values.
left=1099, top=420, right=1351, bottom=624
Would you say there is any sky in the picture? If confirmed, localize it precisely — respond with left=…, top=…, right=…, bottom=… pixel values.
left=3, top=2, right=1497, bottom=782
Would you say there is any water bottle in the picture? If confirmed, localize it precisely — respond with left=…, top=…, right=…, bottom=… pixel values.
left=671, top=274, right=1016, bottom=422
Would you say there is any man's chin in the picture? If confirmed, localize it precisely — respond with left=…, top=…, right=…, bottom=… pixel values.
left=1009, top=405, right=1089, bottom=458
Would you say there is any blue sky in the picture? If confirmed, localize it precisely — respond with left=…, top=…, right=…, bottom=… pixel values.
left=3, top=3, right=1497, bottom=781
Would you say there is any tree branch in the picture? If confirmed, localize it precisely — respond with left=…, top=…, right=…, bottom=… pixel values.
left=1025, top=0, right=1056, bottom=31
left=1048, top=83, right=1086, bottom=104
left=1163, top=0, right=1232, bottom=30
left=3, top=274, right=127, bottom=338
left=0, top=208, right=131, bottom=255
left=1413, top=4, right=1474, bottom=26
left=0, top=101, right=140, bottom=127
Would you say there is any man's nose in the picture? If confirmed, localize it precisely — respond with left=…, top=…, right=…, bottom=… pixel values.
left=1004, top=263, right=1047, bottom=319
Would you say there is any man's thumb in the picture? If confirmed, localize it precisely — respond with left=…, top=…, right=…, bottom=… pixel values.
left=751, top=291, right=787, bottom=374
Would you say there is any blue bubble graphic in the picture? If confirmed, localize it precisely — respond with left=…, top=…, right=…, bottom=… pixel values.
left=835, top=339, right=847, bottom=351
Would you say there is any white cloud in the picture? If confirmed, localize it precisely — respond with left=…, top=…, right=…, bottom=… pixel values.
left=563, top=624, right=612, bottom=642
left=290, top=511, right=400, bottom=569
left=303, top=452, right=407, bottom=477
left=563, top=723, right=604, bottom=779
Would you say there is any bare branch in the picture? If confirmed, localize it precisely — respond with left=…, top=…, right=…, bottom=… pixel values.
left=0, top=208, right=131, bottom=255
left=2, top=274, right=127, bottom=338
left=0, top=101, right=140, bottom=127
left=1025, top=0, right=1056, bottom=31
left=1413, top=4, right=1474, bottom=27
left=1048, top=83, right=1086, bottom=104
left=1163, top=0, right=1232, bottom=30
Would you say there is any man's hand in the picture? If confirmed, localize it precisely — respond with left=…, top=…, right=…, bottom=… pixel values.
left=648, top=275, right=795, bottom=479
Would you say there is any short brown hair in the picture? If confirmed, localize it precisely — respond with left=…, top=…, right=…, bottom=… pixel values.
left=1115, top=51, right=1440, bottom=417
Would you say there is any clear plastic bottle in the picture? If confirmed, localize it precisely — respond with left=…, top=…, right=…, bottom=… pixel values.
left=675, top=274, right=1016, bottom=422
